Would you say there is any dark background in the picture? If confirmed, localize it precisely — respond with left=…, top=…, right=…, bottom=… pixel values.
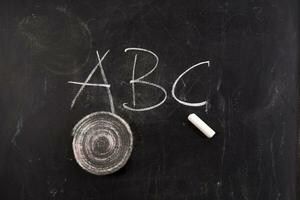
left=0, top=0, right=298, bottom=199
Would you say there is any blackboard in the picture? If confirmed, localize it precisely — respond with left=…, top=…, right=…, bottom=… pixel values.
left=0, top=0, right=298, bottom=199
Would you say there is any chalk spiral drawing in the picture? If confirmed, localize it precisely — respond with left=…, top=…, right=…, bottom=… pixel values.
left=72, top=111, right=133, bottom=175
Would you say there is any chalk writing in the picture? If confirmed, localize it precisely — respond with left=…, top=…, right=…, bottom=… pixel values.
left=68, top=50, right=115, bottom=113
left=123, top=48, right=168, bottom=111
left=172, top=61, right=209, bottom=107
left=68, top=48, right=210, bottom=112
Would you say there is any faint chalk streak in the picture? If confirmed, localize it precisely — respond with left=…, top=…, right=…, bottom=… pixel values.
left=11, top=117, right=23, bottom=145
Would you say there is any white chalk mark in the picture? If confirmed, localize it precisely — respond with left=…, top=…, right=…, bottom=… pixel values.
left=69, top=50, right=115, bottom=113
left=123, top=81, right=168, bottom=111
left=124, top=48, right=159, bottom=80
left=68, top=81, right=110, bottom=87
left=96, top=51, right=115, bottom=113
left=123, top=48, right=167, bottom=112
left=172, top=61, right=210, bottom=107
left=131, top=54, right=137, bottom=107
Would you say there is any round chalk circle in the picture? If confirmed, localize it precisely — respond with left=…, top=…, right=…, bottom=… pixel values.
left=188, top=113, right=216, bottom=138
left=72, top=112, right=133, bottom=175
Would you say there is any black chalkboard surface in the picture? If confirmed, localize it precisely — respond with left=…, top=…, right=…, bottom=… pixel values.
left=0, top=0, right=298, bottom=199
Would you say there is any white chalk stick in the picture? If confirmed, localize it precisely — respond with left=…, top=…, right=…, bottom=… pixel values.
left=188, top=113, right=215, bottom=138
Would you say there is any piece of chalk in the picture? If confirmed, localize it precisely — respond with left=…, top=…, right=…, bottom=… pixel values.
left=188, top=113, right=216, bottom=138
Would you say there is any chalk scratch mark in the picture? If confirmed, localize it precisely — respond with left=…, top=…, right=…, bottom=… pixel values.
left=11, top=117, right=23, bottom=146
left=270, top=132, right=279, bottom=195
left=220, top=131, right=226, bottom=172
